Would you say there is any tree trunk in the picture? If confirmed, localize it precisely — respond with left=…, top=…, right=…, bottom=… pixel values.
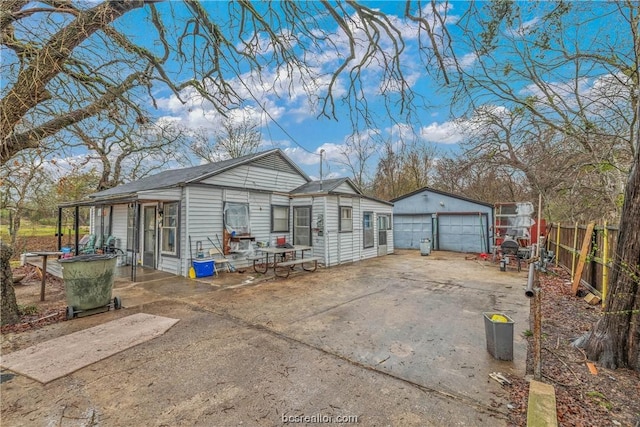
left=1, top=243, right=20, bottom=326
left=583, top=148, right=640, bottom=370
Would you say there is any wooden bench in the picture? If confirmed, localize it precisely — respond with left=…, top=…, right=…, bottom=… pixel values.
left=275, top=257, right=321, bottom=278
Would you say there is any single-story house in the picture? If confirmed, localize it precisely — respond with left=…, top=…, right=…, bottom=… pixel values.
left=391, top=187, right=493, bottom=253
left=60, top=149, right=393, bottom=277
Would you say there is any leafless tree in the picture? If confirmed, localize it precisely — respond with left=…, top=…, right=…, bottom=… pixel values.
left=372, top=137, right=438, bottom=201
left=1, top=0, right=452, bottom=164
left=432, top=154, right=530, bottom=204
left=451, top=1, right=640, bottom=370
left=190, top=114, right=262, bottom=162
left=332, top=131, right=380, bottom=191
left=67, top=119, right=189, bottom=190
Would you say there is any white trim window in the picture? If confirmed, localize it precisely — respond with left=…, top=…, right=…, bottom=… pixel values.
left=224, top=202, right=250, bottom=235
left=377, top=214, right=391, bottom=230
left=271, top=205, right=290, bottom=232
left=161, top=202, right=178, bottom=255
left=339, top=206, right=353, bottom=232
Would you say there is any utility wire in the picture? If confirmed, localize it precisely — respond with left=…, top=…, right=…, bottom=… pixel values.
left=235, top=74, right=319, bottom=156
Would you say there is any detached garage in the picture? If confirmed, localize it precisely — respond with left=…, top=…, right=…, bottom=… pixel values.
left=391, top=188, right=493, bottom=254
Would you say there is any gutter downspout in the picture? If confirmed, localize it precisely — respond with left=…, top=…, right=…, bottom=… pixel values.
left=324, top=196, right=329, bottom=267
left=184, top=185, right=189, bottom=278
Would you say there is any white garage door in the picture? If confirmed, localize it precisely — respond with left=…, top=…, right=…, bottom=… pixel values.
left=393, top=214, right=432, bottom=249
left=438, top=214, right=487, bottom=253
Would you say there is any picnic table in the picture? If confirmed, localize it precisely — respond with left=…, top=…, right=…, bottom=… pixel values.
left=250, top=245, right=320, bottom=278
left=32, top=251, right=63, bottom=301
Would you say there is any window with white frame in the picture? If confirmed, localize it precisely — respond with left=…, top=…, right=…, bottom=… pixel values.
left=378, top=214, right=391, bottom=230
left=161, top=202, right=178, bottom=255
left=339, top=206, right=353, bottom=232
left=224, top=202, right=250, bottom=234
left=271, top=205, right=289, bottom=232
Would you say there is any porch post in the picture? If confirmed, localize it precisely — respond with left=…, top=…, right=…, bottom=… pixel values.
left=131, top=202, right=139, bottom=282
left=57, top=207, right=63, bottom=250
left=74, top=205, right=80, bottom=255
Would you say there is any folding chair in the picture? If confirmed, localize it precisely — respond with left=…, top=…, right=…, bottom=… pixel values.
left=209, top=248, right=231, bottom=275
left=80, top=234, right=97, bottom=254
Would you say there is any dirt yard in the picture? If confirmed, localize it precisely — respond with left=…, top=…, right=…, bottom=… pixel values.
left=506, top=267, right=640, bottom=427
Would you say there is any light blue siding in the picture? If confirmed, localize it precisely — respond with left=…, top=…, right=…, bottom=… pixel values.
left=438, top=214, right=489, bottom=253
left=392, top=189, right=492, bottom=253
left=394, top=214, right=432, bottom=249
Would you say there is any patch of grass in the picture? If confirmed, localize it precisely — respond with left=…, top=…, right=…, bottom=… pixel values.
left=586, top=391, right=612, bottom=411
left=599, top=401, right=613, bottom=411
left=522, top=329, right=533, bottom=337
left=18, top=304, right=39, bottom=316
left=0, top=224, right=57, bottom=239
left=586, top=391, right=606, bottom=399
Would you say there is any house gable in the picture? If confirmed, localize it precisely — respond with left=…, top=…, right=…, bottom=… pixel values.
left=86, top=149, right=310, bottom=203
left=199, top=150, right=309, bottom=192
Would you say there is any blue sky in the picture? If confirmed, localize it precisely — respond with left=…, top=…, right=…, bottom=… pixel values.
left=18, top=1, right=628, bottom=184
left=130, top=1, right=468, bottom=180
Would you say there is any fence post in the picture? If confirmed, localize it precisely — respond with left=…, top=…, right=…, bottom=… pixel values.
left=571, top=222, right=579, bottom=281
left=572, top=222, right=595, bottom=295
left=555, top=222, right=560, bottom=267
left=602, top=221, right=608, bottom=306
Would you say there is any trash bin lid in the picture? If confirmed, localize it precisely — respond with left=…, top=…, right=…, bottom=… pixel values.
left=58, top=254, right=117, bottom=263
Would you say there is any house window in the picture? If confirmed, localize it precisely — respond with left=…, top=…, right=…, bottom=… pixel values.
left=161, top=202, right=178, bottom=255
left=378, top=214, right=391, bottom=230
left=339, top=206, right=353, bottom=232
left=224, top=202, right=250, bottom=235
left=271, top=205, right=289, bottom=232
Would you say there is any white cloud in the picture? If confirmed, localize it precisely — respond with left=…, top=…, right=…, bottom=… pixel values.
left=505, top=17, right=540, bottom=38
left=282, top=146, right=322, bottom=167
left=420, top=120, right=465, bottom=144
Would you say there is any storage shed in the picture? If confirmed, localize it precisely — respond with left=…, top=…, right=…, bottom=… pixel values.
left=391, top=187, right=493, bottom=254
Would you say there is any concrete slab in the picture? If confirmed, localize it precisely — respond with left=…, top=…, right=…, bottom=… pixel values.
left=187, top=251, right=528, bottom=410
left=527, top=380, right=558, bottom=427
left=1, top=313, right=179, bottom=383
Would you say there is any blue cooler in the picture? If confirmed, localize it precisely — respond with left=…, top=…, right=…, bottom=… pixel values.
left=192, top=259, right=214, bottom=277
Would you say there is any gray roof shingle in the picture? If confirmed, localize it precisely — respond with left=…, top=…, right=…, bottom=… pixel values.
left=89, top=149, right=286, bottom=200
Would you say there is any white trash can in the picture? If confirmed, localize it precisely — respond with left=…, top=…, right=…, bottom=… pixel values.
left=420, top=238, right=431, bottom=256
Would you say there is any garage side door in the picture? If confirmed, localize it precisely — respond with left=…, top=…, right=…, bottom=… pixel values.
left=438, top=214, right=486, bottom=253
left=393, top=214, right=432, bottom=249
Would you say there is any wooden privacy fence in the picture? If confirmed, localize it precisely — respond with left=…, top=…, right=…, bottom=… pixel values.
left=546, top=222, right=619, bottom=300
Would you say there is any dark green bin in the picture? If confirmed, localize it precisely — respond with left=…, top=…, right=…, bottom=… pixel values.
left=59, top=254, right=120, bottom=318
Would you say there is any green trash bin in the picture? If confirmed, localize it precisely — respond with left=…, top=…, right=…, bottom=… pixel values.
left=59, top=254, right=121, bottom=319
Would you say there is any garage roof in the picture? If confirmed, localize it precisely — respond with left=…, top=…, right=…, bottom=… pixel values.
left=391, top=187, right=493, bottom=208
